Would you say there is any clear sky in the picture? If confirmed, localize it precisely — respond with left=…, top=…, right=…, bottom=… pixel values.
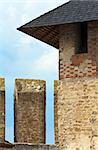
left=0, top=0, right=68, bottom=143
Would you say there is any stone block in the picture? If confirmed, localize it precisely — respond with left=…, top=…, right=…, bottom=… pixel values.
left=14, top=79, right=46, bottom=143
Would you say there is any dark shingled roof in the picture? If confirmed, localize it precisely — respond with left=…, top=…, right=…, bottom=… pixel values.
left=18, top=0, right=98, bottom=49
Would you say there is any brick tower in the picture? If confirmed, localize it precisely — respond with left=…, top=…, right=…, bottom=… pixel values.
left=18, top=0, right=98, bottom=149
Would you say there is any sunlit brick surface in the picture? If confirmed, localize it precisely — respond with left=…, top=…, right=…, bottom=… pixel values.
left=54, top=77, right=98, bottom=150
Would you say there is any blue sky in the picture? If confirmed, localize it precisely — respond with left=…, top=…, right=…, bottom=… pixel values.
left=0, top=0, right=68, bottom=143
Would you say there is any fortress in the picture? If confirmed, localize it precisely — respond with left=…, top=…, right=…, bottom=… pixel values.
left=1, top=0, right=98, bottom=150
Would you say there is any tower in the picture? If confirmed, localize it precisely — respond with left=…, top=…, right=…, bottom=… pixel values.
left=18, top=0, right=98, bottom=149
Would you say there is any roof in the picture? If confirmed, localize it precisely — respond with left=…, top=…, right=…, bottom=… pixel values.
left=18, top=0, right=98, bottom=49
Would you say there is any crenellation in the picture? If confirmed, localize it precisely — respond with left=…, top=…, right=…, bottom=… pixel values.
left=0, top=78, right=5, bottom=142
left=1, top=1, right=98, bottom=150
left=14, top=79, right=46, bottom=144
left=0, top=77, right=56, bottom=150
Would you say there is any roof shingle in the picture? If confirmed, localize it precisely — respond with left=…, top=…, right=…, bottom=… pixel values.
left=18, top=0, right=98, bottom=49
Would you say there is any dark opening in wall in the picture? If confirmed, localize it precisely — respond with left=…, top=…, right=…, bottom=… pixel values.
left=75, top=22, right=88, bottom=54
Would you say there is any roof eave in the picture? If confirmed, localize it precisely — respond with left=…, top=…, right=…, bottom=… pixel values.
left=17, top=25, right=59, bottom=49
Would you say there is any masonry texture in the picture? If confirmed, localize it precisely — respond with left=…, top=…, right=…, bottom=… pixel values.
left=2, top=1, right=98, bottom=150
left=0, top=78, right=5, bottom=142
left=14, top=79, right=46, bottom=143
left=59, top=21, right=98, bottom=79
left=0, top=144, right=56, bottom=150
left=54, top=77, right=98, bottom=150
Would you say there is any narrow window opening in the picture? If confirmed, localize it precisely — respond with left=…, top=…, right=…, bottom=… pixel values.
left=76, top=22, right=88, bottom=54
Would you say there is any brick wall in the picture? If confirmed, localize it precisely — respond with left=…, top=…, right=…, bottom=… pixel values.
left=54, top=77, right=98, bottom=150
left=14, top=79, right=46, bottom=143
left=0, top=78, right=5, bottom=141
left=59, top=21, right=98, bottom=79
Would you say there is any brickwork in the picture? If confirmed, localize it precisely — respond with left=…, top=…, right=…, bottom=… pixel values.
left=0, top=144, right=56, bottom=150
left=0, top=78, right=5, bottom=142
left=14, top=79, right=46, bottom=143
left=59, top=21, right=98, bottom=79
left=1, top=18, right=98, bottom=150
left=54, top=77, right=98, bottom=150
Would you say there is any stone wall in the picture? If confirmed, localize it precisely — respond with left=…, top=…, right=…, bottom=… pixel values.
left=0, top=78, right=5, bottom=141
left=0, top=144, right=56, bottom=150
left=54, top=77, right=98, bottom=150
left=59, top=21, right=98, bottom=79
left=14, top=79, right=46, bottom=143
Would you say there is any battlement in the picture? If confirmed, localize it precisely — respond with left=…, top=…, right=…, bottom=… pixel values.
left=14, top=79, right=46, bottom=143
left=1, top=75, right=98, bottom=150
left=0, top=78, right=56, bottom=150
left=0, top=78, right=5, bottom=142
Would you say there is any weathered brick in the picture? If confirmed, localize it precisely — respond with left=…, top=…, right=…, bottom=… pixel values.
left=54, top=77, right=98, bottom=150
left=14, top=79, right=46, bottom=143
left=59, top=21, right=98, bottom=79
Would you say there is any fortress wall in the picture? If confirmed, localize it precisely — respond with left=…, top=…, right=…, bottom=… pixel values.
left=14, top=79, right=46, bottom=143
left=0, top=144, right=56, bottom=150
left=0, top=78, right=5, bottom=141
left=54, top=77, right=98, bottom=150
